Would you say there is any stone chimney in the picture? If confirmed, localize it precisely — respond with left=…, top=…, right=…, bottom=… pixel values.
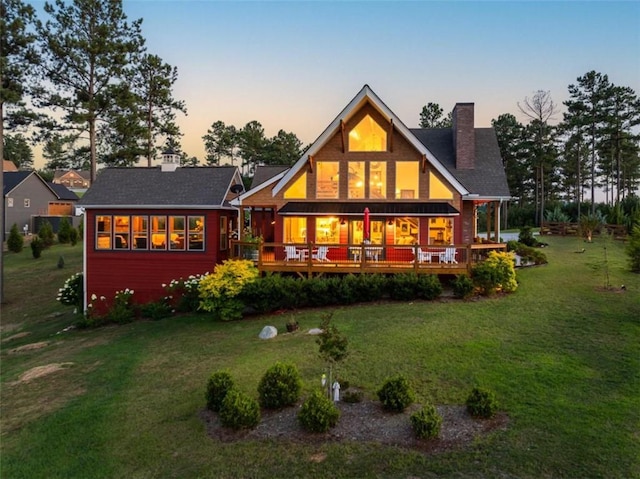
left=452, top=103, right=475, bottom=170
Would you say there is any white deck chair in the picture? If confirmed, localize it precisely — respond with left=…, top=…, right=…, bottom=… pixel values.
left=312, top=246, right=330, bottom=261
left=284, top=245, right=302, bottom=261
left=439, top=247, right=458, bottom=264
left=415, top=248, right=431, bottom=263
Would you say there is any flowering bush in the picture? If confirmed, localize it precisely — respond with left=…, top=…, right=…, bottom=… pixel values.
left=472, top=251, right=518, bottom=295
left=108, top=288, right=135, bottom=324
left=199, top=259, right=259, bottom=321
left=57, top=272, right=83, bottom=312
left=163, top=274, right=206, bottom=313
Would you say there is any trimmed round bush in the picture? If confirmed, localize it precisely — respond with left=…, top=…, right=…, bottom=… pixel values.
left=466, top=387, right=498, bottom=418
left=258, top=362, right=302, bottom=409
left=297, top=390, right=340, bottom=433
left=218, top=389, right=261, bottom=430
left=451, top=274, right=475, bottom=299
left=205, top=371, right=235, bottom=412
left=377, top=375, right=415, bottom=412
left=410, top=404, right=442, bottom=439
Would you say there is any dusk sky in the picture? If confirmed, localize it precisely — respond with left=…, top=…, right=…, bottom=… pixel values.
left=33, top=0, right=640, bottom=165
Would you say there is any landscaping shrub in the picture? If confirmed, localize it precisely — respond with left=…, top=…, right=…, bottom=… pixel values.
left=57, top=255, right=65, bottom=269
left=297, top=390, right=340, bottom=433
left=451, top=274, right=475, bottom=299
left=514, top=243, right=548, bottom=265
left=199, top=259, right=259, bottom=320
left=472, top=251, right=517, bottom=295
left=218, top=389, right=261, bottom=430
left=164, top=275, right=204, bottom=313
left=205, top=371, right=235, bottom=412
left=107, top=289, right=135, bottom=324
left=518, top=226, right=538, bottom=247
left=139, top=299, right=172, bottom=320
left=416, top=274, right=443, bottom=300
left=466, top=387, right=498, bottom=418
left=377, top=375, right=415, bottom=412
left=626, top=225, right=640, bottom=273
left=302, top=277, right=333, bottom=307
left=388, top=273, right=419, bottom=301
left=239, top=273, right=304, bottom=313
left=57, top=272, right=83, bottom=311
left=7, top=224, right=24, bottom=253
left=410, top=404, right=442, bottom=439
left=30, top=237, right=44, bottom=258
left=38, top=220, right=55, bottom=247
left=69, top=226, right=79, bottom=246
left=258, top=362, right=302, bottom=409
left=57, top=217, right=73, bottom=244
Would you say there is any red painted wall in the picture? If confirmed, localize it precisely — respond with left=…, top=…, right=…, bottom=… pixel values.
left=84, top=208, right=232, bottom=309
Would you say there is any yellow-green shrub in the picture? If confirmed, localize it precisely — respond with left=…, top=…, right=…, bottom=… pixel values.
left=198, top=259, right=259, bottom=320
left=472, top=250, right=518, bottom=295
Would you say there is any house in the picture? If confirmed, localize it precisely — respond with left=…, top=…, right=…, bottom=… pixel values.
left=3, top=160, right=18, bottom=172
left=3, top=170, right=77, bottom=238
left=236, top=85, right=511, bottom=273
left=53, top=169, right=91, bottom=190
left=77, top=159, right=245, bottom=309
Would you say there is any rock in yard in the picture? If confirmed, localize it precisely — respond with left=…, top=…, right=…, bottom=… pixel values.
left=308, top=328, right=324, bottom=335
left=259, top=326, right=278, bottom=339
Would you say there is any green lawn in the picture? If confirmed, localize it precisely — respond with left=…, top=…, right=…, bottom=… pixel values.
left=1, top=237, right=639, bottom=478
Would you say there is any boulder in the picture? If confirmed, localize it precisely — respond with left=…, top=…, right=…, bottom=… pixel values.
left=259, top=326, right=278, bottom=339
left=308, top=328, right=324, bottom=335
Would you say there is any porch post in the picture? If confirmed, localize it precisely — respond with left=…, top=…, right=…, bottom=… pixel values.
left=485, top=203, right=491, bottom=242
left=494, top=201, right=501, bottom=242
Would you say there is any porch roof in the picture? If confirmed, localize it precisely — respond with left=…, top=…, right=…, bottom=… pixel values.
left=278, top=202, right=459, bottom=216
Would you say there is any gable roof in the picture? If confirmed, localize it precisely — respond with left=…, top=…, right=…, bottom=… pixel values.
left=3, top=160, right=18, bottom=171
left=251, top=165, right=290, bottom=189
left=53, top=169, right=91, bottom=181
left=410, top=128, right=511, bottom=199
left=48, top=182, right=80, bottom=201
left=273, top=85, right=469, bottom=196
left=77, top=166, right=242, bottom=208
left=3, top=171, right=33, bottom=196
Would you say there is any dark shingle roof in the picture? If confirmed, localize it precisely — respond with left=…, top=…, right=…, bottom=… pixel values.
left=3, top=171, right=34, bottom=196
left=251, top=165, right=290, bottom=189
left=77, top=167, right=238, bottom=207
left=410, top=128, right=511, bottom=198
left=48, top=182, right=79, bottom=201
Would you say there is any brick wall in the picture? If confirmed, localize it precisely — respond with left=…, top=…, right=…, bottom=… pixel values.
left=452, top=103, right=475, bottom=170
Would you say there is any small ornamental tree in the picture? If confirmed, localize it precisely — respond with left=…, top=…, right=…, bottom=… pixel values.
left=57, top=217, right=73, bottom=244
left=316, top=312, right=349, bottom=399
left=7, top=224, right=24, bottom=253
left=30, top=237, right=44, bottom=258
left=38, top=220, right=55, bottom=247
left=199, top=259, right=259, bottom=320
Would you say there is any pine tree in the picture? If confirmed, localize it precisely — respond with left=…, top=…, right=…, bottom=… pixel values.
left=7, top=224, right=24, bottom=253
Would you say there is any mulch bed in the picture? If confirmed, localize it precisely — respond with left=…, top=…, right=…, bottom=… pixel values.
left=200, top=399, right=508, bottom=455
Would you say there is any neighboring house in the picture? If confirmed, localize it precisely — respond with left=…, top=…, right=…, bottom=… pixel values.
left=3, top=170, right=77, bottom=237
left=53, top=169, right=91, bottom=190
left=237, top=85, right=510, bottom=266
left=3, top=160, right=18, bottom=172
left=77, top=160, right=245, bottom=309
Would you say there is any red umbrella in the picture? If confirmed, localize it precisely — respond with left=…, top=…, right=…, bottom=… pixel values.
left=363, top=207, right=370, bottom=241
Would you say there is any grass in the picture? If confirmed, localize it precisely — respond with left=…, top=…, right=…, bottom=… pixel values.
left=1, top=237, right=639, bottom=478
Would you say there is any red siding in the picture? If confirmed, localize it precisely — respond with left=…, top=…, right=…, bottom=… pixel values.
left=85, top=208, right=232, bottom=308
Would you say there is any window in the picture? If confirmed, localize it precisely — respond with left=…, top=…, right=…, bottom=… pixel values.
left=169, top=216, right=185, bottom=250
left=7, top=198, right=13, bottom=207
left=188, top=216, right=204, bottom=250
left=316, top=162, right=339, bottom=199
left=370, top=161, right=386, bottom=199
left=429, top=172, right=453, bottom=199
left=283, top=217, right=307, bottom=243
left=114, top=216, right=130, bottom=249
left=394, top=217, right=418, bottom=245
left=132, top=216, right=148, bottom=249
left=284, top=173, right=306, bottom=199
left=348, top=162, right=365, bottom=199
left=349, top=115, right=387, bottom=151
left=151, top=216, right=167, bottom=249
left=24, top=198, right=30, bottom=208
left=428, top=217, right=453, bottom=245
left=220, top=216, right=228, bottom=251
left=96, top=216, right=112, bottom=249
left=395, top=162, right=419, bottom=199
left=315, top=217, right=339, bottom=244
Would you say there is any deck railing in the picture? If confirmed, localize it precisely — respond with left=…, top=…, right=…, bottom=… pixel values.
left=231, top=241, right=507, bottom=277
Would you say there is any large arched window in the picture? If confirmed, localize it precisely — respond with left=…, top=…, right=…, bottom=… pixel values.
left=348, top=115, right=387, bottom=152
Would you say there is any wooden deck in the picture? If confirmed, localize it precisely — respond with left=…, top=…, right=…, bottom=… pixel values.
left=231, top=242, right=507, bottom=278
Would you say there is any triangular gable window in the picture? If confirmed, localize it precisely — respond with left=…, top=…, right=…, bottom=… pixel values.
left=348, top=115, right=387, bottom=152
left=284, top=173, right=307, bottom=199
left=429, top=172, right=453, bottom=199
